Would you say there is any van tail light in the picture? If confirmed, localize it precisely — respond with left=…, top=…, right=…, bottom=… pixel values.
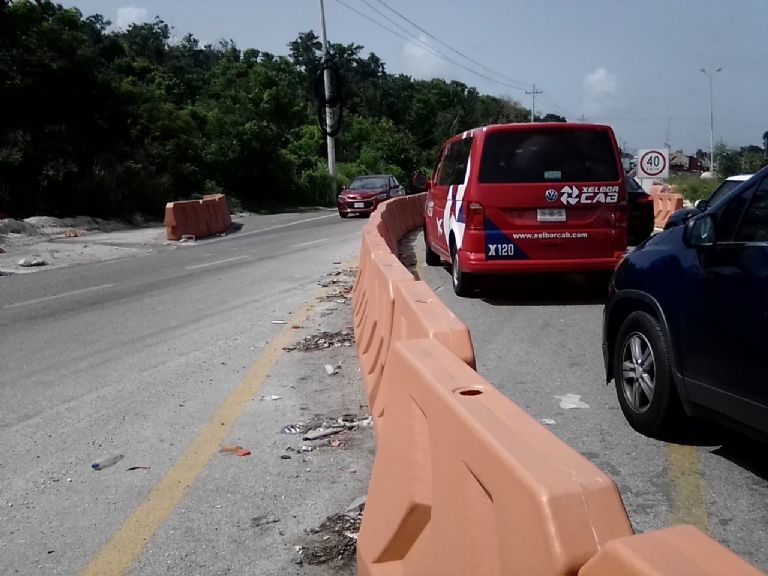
left=466, top=201, right=485, bottom=230
left=636, top=194, right=654, bottom=205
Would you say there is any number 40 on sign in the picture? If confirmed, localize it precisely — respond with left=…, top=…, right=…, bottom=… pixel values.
left=637, top=148, right=669, bottom=180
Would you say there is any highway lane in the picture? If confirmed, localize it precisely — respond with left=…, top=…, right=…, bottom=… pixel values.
left=407, top=230, right=768, bottom=572
left=0, top=210, right=372, bottom=575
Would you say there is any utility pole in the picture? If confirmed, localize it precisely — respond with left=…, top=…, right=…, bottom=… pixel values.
left=700, top=67, right=722, bottom=174
left=318, top=0, right=337, bottom=200
left=525, top=83, right=542, bottom=122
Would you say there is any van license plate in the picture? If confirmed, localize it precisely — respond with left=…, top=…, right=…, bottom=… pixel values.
left=537, top=208, right=566, bottom=222
left=354, top=202, right=365, bottom=208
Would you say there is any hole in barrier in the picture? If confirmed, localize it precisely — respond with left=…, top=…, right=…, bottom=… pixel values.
left=458, top=388, right=483, bottom=397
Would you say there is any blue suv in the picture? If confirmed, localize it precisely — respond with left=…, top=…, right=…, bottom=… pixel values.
left=603, top=164, right=768, bottom=439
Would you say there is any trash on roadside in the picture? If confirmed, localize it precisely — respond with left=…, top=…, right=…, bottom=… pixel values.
left=272, top=320, right=287, bottom=325
left=555, top=393, right=590, bottom=410
left=18, top=256, right=47, bottom=267
left=280, top=454, right=292, bottom=460
left=330, top=440, right=341, bottom=448
left=283, top=330, right=355, bottom=352
left=303, top=426, right=345, bottom=441
left=324, top=364, right=337, bottom=376
left=541, top=418, right=557, bottom=425
left=298, top=445, right=313, bottom=452
left=251, top=514, right=280, bottom=528
left=91, top=454, right=124, bottom=470
left=180, top=234, right=196, bottom=243
left=219, top=444, right=243, bottom=454
left=261, top=395, right=282, bottom=401
left=280, top=423, right=306, bottom=434
left=126, top=466, right=151, bottom=471
left=236, top=448, right=251, bottom=457
left=64, top=229, right=85, bottom=238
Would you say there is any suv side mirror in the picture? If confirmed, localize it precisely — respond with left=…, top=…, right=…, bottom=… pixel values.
left=694, top=199, right=708, bottom=211
left=684, top=214, right=716, bottom=248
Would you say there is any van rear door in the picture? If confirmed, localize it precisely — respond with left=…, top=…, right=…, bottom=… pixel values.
left=474, top=126, right=626, bottom=262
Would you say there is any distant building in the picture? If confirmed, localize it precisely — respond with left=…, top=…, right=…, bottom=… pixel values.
left=670, top=150, right=705, bottom=173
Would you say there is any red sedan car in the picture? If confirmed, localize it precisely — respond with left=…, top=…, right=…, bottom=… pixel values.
left=337, top=174, right=404, bottom=218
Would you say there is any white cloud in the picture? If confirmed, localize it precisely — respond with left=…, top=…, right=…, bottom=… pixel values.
left=581, top=67, right=621, bottom=117
left=401, top=35, right=451, bottom=80
left=116, top=6, right=149, bottom=30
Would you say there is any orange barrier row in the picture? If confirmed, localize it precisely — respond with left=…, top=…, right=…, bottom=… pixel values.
left=352, top=192, right=765, bottom=574
left=648, top=184, right=684, bottom=229
left=163, top=193, right=232, bottom=241
left=358, top=339, right=632, bottom=575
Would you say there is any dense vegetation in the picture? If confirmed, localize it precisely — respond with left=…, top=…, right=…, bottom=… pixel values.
left=0, top=0, right=540, bottom=219
left=2, top=1, right=764, bottom=219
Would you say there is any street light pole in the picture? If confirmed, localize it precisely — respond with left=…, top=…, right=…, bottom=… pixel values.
left=318, top=0, right=337, bottom=201
left=700, top=67, right=722, bottom=174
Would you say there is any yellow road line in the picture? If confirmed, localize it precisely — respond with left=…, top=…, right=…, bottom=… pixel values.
left=667, top=443, right=709, bottom=531
left=79, top=296, right=320, bottom=576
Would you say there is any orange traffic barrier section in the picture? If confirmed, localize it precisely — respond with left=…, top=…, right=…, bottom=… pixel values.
left=352, top=227, right=397, bottom=334
left=648, top=184, right=684, bottom=229
left=354, top=251, right=415, bottom=407
left=367, top=281, right=476, bottom=434
left=358, top=339, right=634, bottom=576
left=164, top=194, right=232, bottom=240
left=579, top=525, right=764, bottom=576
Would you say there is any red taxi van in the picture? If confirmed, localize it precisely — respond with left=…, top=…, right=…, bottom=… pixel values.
left=423, top=123, right=628, bottom=295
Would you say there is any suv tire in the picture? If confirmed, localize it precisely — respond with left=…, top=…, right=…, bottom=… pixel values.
left=613, top=311, right=683, bottom=437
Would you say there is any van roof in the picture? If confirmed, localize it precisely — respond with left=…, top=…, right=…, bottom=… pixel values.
left=454, top=122, right=615, bottom=139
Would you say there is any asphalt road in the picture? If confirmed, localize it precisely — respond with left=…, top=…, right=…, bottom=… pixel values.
left=0, top=210, right=375, bottom=575
left=405, top=230, right=768, bottom=572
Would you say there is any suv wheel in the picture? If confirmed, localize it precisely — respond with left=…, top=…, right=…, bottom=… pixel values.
left=451, top=244, right=473, bottom=297
left=613, top=311, right=682, bottom=437
left=424, top=227, right=441, bottom=266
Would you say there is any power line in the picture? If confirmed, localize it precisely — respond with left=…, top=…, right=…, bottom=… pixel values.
left=334, top=0, right=527, bottom=92
left=371, top=0, right=530, bottom=90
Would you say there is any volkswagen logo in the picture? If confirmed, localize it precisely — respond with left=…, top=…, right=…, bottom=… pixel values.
left=545, top=189, right=558, bottom=202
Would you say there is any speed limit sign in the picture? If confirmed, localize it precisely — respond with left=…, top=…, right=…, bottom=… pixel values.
left=637, top=148, right=669, bottom=179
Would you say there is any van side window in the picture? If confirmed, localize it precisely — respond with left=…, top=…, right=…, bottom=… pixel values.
left=438, top=138, right=473, bottom=186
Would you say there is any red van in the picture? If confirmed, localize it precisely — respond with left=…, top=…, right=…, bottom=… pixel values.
left=423, top=123, right=628, bottom=295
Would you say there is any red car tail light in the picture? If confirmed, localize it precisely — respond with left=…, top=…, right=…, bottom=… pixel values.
left=636, top=194, right=654, bottom=205
left=466, top=201, right=485, bottom=230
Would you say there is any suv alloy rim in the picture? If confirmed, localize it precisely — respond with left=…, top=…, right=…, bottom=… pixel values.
left=620, top=332, right=655, bottom=413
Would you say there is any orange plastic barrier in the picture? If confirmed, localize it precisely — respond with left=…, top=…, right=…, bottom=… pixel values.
left=367, top=281, right=476, bottom=434
left=648, top=184, right=684, bottom=229
left=164, top=194, right=232, bottom=240
left=355, top=251, right=415, bottom=406
left=358, top=339, right=633, bottom=576
left=579, top=525, right=763, bottom=576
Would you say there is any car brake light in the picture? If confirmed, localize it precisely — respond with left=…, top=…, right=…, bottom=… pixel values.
left=636, top=194, right=654, bottom=204
left=466, top=201, right=484, bottom=230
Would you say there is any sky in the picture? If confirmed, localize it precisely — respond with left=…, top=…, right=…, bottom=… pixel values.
left=62, top=0, right=768, bottom=155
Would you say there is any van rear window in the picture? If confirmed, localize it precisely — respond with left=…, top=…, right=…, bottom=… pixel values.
left=478, top=129, right=620, bottom=184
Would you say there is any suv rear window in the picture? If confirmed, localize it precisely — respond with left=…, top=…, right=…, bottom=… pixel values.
left=478, top=129, right=620, bottom=184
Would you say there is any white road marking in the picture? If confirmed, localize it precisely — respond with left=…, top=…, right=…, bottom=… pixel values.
left=291, top=238, right=327, bottom=249
left=3, top=283, right=116, bottom=309
left=185, top=255, right=250, bottom=270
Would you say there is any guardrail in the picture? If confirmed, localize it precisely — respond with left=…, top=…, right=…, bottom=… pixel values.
left=352, top=194, right=763, bottom=575
left=163, top=193, right=232, bottom=241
